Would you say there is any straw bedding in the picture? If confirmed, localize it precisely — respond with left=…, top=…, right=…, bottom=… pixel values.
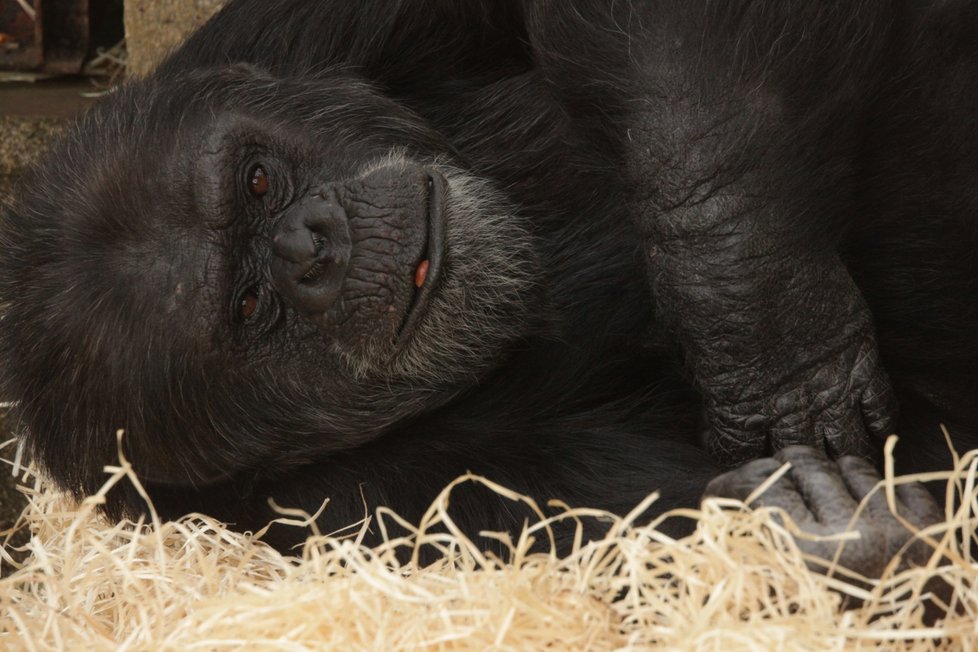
left=0, top=435, right=976, bottom=651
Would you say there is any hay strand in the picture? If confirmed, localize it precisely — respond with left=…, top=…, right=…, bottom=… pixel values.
left=1, top=436, right=977, bottom=650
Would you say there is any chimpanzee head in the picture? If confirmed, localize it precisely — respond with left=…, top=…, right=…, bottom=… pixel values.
left=0, top=65, right=538, bottom=502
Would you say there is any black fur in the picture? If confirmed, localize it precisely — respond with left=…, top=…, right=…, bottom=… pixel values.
left=0, top=0, right=977, bottom=558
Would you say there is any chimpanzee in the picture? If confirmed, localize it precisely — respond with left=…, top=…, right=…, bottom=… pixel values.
left=1, top=0, right=977, bottom=574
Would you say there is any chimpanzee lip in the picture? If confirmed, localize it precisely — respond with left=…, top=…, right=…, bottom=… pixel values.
left=395, top=169, right=446, bottom=350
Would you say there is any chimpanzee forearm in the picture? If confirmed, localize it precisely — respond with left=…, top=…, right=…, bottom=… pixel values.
left=626, top=6, right=901, bottom=466
left=646, top=184, right=896, bottom=465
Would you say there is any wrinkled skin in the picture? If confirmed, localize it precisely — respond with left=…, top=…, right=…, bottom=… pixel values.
left=1, top=0, right=978, bottom=581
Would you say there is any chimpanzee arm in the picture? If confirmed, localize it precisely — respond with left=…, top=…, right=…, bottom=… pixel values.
left=138, top=416, right=720, bottom=556
left=156, top=0, right=528, bottom=89
left=623, top=5, right=900, bottom=466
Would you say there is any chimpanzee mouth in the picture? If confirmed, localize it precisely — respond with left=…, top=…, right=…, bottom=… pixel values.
left=395, top=170, right=446, bottom=349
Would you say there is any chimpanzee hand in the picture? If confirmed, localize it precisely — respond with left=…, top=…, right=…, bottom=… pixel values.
left=702, top=310, right=898, bottom=466
left=652, top=249, right=899, bottom=468
left=704, top=446, right=942, bottom=578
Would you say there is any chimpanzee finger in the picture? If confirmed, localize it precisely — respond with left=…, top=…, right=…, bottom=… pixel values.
left=816, top=398, right=874, bottom=461
left=773, top=446, right=859, bottom=528
left=769, top=387, right=817, bottom=451
left=860, top=364, right=899, bottom=440
left=836, top=456, right=942, bottom=529
left=704, top=458, right=781, bottom=500
left=704, top=457, right=819, bottom=529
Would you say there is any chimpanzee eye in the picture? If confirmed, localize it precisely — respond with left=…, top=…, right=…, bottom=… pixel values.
left=248, top=164, right=269, bottom=198
left=239, top=288, right=259, bottom=319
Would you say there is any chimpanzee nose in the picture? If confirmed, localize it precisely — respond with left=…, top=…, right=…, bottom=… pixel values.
left=270, top=192, right=351, bottom=315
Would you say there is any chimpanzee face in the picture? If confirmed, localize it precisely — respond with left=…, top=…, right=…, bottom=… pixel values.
left=0, top=65, right=538, bottom=494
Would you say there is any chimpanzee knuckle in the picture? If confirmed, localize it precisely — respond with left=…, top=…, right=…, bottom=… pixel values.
left=771, top=382, right=810, bottom=415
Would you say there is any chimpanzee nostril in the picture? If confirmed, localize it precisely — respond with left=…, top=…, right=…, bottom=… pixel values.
left=270, top=193, right=352, bottom=315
